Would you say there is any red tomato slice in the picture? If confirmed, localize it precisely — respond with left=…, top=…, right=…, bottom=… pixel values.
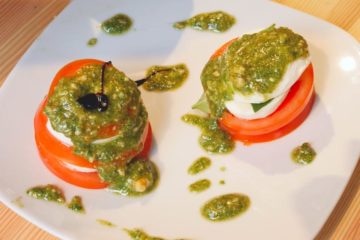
left=228, top=91, right=315, bottom=144
left=34, top=59, right=153, bottom=188
left=35, top=136, right=108, bottom=189
left=48, top=59, right=104, bottom=96
left=209, top=38, right=315, bottom=143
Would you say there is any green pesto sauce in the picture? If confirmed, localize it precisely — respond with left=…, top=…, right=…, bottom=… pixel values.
left=67, top=196, right=85, bottom=213
left=97, top=158, right=159, bottom=196
left=26, top=185, right=65, bottom=204
left=201, top=56, right=233, bottom=117
left=124, top=228, right=165, bottom=240
left=101, top=13, right=132, bottom=35
left=87, top=38, right=97, bottom=46
left=189, top=179, right=211, bottom=193
left=182, top=114, right=234, bottom=154
left=291, top=142, right=316, bottom=165
left=173, top=11, right=235, bottom=33
left=45, top=64, right=147, bottom=163
left=188, top=156, right=211, bottom=175
left=201, top=193, right=250, bottom=221
left=225, top=25, right=309, bottom=96
left=97, top=219, right=116, bottom=227
left=142, top=64, right=189, bottom=91
left=12, top=197, right=24, bottom=208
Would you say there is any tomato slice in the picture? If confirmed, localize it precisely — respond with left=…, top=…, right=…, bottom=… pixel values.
left=228, top=91, right=315, bottom=144
left=209, top=38, right=315, bottom=143
left=34, top=59, right=153, bottom=188
left=48, top=59, right=104, bottom=96
left=35, top=136, right=108, bottom=189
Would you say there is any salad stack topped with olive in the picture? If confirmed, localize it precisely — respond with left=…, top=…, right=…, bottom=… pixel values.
left=34, top=59, right=158, bottom=196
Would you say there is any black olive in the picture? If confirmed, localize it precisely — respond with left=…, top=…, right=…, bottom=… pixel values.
left=77, top=93, right=109, bottom=112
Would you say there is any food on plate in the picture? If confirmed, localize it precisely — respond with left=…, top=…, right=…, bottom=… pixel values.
left=26, top=184, right=65, bottom=204
left=188, top=179, right=211, bottom=193
left=193, top=25, right=314, bottom=144
left=187, top=156, right=212, bottom=175
left=173, top=11, right=236, bottom=33
left=291, top=142, right=316, bottom=165
left=34, top=59, right=158, bottom=195
left=181, top=113, right=234, bottom=153
left=97, top=219, right=116, bottom=227
left=141, top=63, right=189, bottom=91
left=201, top=193, right=250, bottom=221
left=101, top=13, right=132, bottom=35
left=67, top=195, right=85, bottom=213
left=87, top=37, right=98, bottom=46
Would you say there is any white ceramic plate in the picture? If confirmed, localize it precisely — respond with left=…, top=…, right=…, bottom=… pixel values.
left=1, top=0, right=359, bottom=239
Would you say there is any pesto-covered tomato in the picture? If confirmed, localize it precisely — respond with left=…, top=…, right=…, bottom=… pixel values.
left=34, top=59, right=153, bottom=189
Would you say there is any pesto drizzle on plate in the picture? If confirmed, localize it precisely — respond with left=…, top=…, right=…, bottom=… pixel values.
left=174, top=11, right=236, bottom=33
left=189, top=179, right=211, bottom=193
left=142, top=64, right=189, bottom=91
left=26, top=184, right=65, bottom=204
left=188, top=156, right=212, bottom=175
left=181, top=114, right=234, bottom=154
left=101, top=13, right=132, bottom=35
left=124, top=228, right=189, bottom=240
left=201, top=193, right=250, bottom=221
left=87, top=38, right=98, bottom=46
left=67, top=195, right=85, bottom=213
left=291, top=142, right=316, bottom=165
left=124, top=228, right=165, bottom=240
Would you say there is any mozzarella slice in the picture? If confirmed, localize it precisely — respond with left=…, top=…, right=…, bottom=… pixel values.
left=46, top=121, right=132, bottom=146
left=232, top=57, right=310, bottom=103
left=225, top=91, right=288, bottom=120
left=47, top=121, right=73, bottom=146
left=62, top=162, right=97, bottom=173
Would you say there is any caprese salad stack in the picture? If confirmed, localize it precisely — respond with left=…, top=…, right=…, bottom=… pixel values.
left=200, top=25, right=315, bottom=143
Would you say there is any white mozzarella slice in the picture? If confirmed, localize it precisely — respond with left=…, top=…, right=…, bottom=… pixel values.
left=46, top=121, right=73, bottom=146
left=46, top=120, right=139, bottom=146
left=233, top=57, right=310, bottom=103
left=62, top=162, right=97, bottom=173
left=225, top=91, right=288, bottom=120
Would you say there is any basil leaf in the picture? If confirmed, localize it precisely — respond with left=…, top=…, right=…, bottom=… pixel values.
left=251, top=98, right=273, bottom=112
left=192, top=93, right=211, bottom=114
